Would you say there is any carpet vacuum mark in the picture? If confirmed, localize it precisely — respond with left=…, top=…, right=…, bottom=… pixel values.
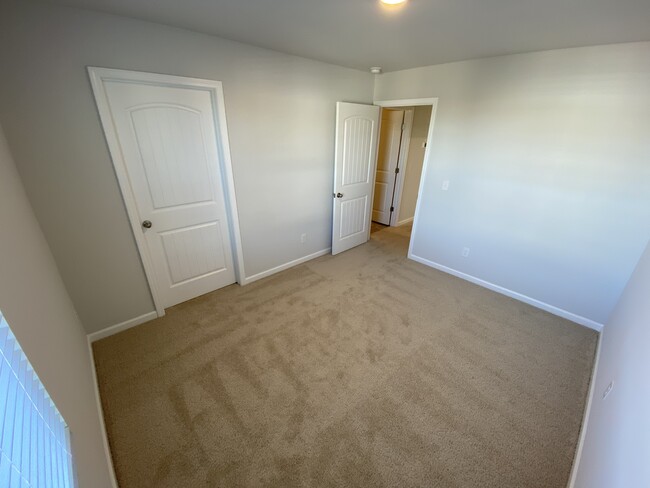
left=93, top=225, right=597, bottom=488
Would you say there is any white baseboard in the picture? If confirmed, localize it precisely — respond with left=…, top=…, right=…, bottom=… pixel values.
left=88, top=311, right=157, bottom=343
left=87, top=338, right=119, bottom=488
left=567, top=331, right=603, bottom=488
left=408, top=253, right=604, bottom=331
left=89, top=249, right=333, bottom=340
left=396, top=217, right=414, bottom=226
left=241, top=248, right=331, bottom=285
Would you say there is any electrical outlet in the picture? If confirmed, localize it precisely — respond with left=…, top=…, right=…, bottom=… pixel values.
left=462, top=247, right=470, bottom=257
left=442, top=180, right=450, bottom=191
left=300, top=233, right=307, bottom=243
left=602, top=381, right=614, bottom=399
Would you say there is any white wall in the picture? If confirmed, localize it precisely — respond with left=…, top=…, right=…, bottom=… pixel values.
left=0, top=124, right=114, bottom=487
left=0, top=0, right=374, bottom=334
left=573, top=239, right=650, bottom=487
left=375, top=42, right=650, bottom=326
left=398, top=105, right=431, bottom=223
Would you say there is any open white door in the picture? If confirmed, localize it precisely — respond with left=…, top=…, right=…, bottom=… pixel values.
left=332, top=102, right=380, bottom=255
left=372, top=109, right=405, bottom=225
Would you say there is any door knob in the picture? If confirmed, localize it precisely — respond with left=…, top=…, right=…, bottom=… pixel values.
left=335, top=193, right=343, bottom=198
left=142, top=220, right=152, bottom=229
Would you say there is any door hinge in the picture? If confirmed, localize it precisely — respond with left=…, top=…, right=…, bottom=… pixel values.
left=395, top=167, right=400, bottom=174
left=401, top=123, right=405, bottom=131
left=390, top=206, right=394, bottom=212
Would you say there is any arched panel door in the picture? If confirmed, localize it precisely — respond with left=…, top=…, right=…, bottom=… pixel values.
left=332, top=102, right=380, bottom=255
left=91, top=69, right=238, bottom=310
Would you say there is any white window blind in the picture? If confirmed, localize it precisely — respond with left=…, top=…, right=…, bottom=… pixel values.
left=0, top=310, right=75, bottom=487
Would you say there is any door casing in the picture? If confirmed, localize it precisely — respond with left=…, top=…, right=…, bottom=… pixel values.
left=88, top=67, right=246, bottom=317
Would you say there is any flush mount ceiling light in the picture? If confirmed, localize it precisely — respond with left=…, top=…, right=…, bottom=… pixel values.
left=380, top=0, right=407, bottom=5
left=370, top=67, right=383, bottom=74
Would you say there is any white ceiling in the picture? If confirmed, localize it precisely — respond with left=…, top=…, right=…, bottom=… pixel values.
left=45, top=0, right=650, bottom=72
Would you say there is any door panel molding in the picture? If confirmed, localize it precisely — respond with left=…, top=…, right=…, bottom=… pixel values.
left=88, top=67, right=246, bottom=316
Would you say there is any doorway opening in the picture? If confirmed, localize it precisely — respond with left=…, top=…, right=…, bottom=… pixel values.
left=331, top=97, right=436, bottom=257
left=371, top=104, right=433, bottom=242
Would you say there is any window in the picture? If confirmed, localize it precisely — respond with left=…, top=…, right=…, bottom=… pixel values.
left=0, top=310, right=75, bottom=487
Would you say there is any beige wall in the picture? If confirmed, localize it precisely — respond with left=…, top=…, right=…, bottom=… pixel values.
left=0, top=124, right=114, bottom=487
left=0, top=0, right=374, bottom=334
left=398, top=105, right=431, bottom=223
left=375, top=42, right=650, bottom=326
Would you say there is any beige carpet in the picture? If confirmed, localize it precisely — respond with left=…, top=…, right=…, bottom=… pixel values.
left=371, top=220, right=389, bottom=234
left=93, top=224, right=597, bottom=488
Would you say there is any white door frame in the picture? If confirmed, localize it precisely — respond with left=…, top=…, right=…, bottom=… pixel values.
left=88, top=67, right=246, bottom=317
left=373, top=98, right=439, bottom=251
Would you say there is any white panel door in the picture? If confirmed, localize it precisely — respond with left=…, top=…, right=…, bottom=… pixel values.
left=332, top=102, right=380, bottom=255
left=372, top=109, right=404, bottom=225
left=101, top=80, right=236, bottom=309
